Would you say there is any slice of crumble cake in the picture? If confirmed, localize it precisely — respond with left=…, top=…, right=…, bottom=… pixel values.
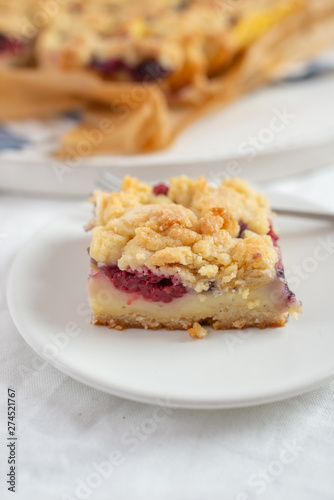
left=86, top=176, right=302, bottom=334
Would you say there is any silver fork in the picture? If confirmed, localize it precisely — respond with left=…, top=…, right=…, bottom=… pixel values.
left=95, top=171, right=122, bottom=192
left=97, top=171, right=334, bottom=223
left=271, top=207, right=334, bottom=222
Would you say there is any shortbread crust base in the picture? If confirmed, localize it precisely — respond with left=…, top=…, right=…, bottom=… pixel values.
left=91, top=311, right=287, bottom=331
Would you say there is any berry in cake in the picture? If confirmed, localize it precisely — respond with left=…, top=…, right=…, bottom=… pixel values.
left=0, top=1, right=35, bottom=66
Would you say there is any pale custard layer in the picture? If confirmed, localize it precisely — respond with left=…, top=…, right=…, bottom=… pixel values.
left=87, top=272, right=291, bottom=324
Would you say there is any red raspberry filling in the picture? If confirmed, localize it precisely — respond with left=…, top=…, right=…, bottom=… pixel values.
left=267, top=223, right=279, bottom=246
left=268, top=222, right=282, bottom=266
left=153, top=183, right=169, bottom=196
left=100, top=265, right=187, bottom=303
left=237, top=221, right=248, bottom=237
left=0, top=34, right=25, bottom=55
left=268, top=223, right=296, bottom=302
left=90, top=58, right=171, bottom=81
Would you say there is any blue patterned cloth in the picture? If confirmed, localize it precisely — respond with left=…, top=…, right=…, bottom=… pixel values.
left=283, top=62, right=334, bottom=82
left=0, top=126, right=27, bottom=151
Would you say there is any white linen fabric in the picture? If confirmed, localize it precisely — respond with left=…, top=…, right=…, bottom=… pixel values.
left=1, top=165, right=334, bottom=500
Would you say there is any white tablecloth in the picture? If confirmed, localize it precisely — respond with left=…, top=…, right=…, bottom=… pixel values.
left=1, top=165, right=334, bottom=500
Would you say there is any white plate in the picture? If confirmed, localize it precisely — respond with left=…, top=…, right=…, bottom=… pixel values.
left=1, top=73, right=334, bottom=195
left=7, top=193, right=334, bottom=408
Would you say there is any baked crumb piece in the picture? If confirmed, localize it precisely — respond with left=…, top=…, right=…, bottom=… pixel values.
left=88, top=175, right=277, bottom=295
left=188, top=323, right=208, bottom=339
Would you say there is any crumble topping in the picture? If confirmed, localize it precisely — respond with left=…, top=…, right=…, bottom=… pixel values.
left=35, top=0, right=234, bottom=75
left=89, top=176, right=278, bottom=294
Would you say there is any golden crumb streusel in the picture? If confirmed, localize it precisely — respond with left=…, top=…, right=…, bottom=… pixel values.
left=89, top=176, right=278, bottom=294
left=35, top=0, right=233, bottom=74
left=188, top=322, right=208, bottom=339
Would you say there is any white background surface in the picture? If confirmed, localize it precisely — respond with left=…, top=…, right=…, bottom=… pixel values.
left=1, top=164, right=334, bottom=499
